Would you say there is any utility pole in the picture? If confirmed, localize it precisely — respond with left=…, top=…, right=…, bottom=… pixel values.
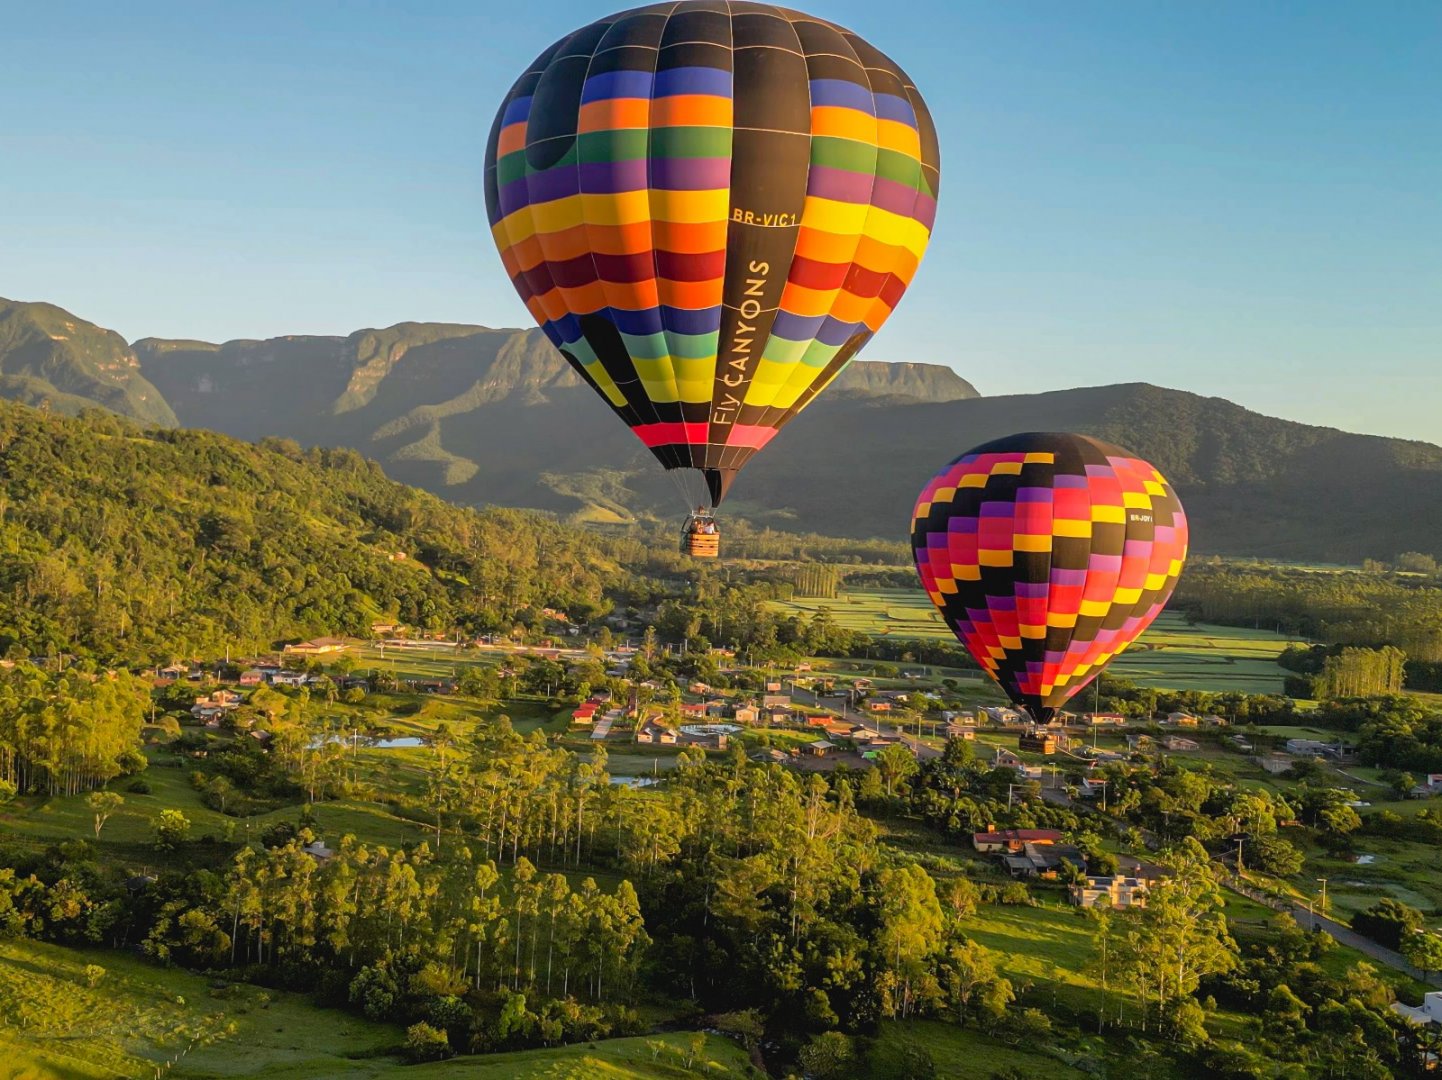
left=1317, top=877, right=1328, bottom=918
left=1235, top=837, right=1244, bottom=875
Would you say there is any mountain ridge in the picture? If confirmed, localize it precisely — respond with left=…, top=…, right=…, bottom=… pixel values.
left=0, top=298, right=1437, bottom=563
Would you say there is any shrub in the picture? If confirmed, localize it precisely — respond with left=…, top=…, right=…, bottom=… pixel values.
left=404, top=1021, right=451, bottom=1063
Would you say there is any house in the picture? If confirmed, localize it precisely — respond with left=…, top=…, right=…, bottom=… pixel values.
left=1285, top=738, right=1332, bottom=756
left=867, top=700, right=892, bottom=713
left=1408, top=774, right=1442, bottom=799
left=1016, top=764, right=1044, bottom=781
left=238, top=668, right=266, bottom=686
left=732, top=706, right=759, bottom=726
left=248, top=729, right=273, bottom=747
left=765, top=709, right=794, bottom=726
left=270, top=670, right=310, bottom=687
left=972, top=828, right=1064, bottom=853
left=1163, top=735, right=1199, bottom=751
left=571, top=702, right=599, bottom=724
left=157, top=664, right=189, bottom=681
left=765, top=681, right=783, bottom=693
left=1392, top=990, right=1442, bottom=1027
left=1125, top=733, right=1153, bottom=751
left=1003, top=842, right=1085, bottom=879
left=804, top=739, right=836, bottom=757
left=1071, top=874, right=1150, bottom=909
left=1258, top=753, right=1295, bottom=774
left=945, top=723, right=976, bottom=740
left=1165, top=712, right=1199, bottom=727
left=301, top=839, right=335, bottom=861
left=635, top=719, right=678, bottom=745
left=762, top=694, right=790, bottom=709
left=751, top=748, right=790, bottom=764
left=1019, top=730, right=1056, bottom=755
left=1079, top=777, right=1109, bottom=799
left=1202, top=714, right=1229, bottom=727
left=681, top=702, right=707, bottom=719
left=1085, top=712, right=1127, bottom=726
left=992, top=747, right=1023, bottom=769
left=284, top=637, right=349, bottom=656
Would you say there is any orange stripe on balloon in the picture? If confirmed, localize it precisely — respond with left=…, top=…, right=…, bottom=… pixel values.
left=578, top=97, right=651, bottom=133
left=650, top=95, right=732, bottom=128
left=653, top=220, right=729, bottom=255
left=809, top=106, right=878, bottom=144
left=497, top=121, right=528, bottom=158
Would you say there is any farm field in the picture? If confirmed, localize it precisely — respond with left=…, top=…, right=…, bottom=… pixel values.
left=773, top=589, right=1299, bottom=693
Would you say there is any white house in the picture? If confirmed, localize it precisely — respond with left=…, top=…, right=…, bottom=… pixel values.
left=1392, top=990, right=1442, bottom=1026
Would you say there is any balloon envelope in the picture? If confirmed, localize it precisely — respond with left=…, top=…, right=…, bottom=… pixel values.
left=911, top=433, right=1189, bottom=721
left=484, top=2, right=940, bottom=505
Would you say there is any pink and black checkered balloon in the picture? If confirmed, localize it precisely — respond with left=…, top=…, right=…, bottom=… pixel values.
left=911, top=433, right=1188, bottom=722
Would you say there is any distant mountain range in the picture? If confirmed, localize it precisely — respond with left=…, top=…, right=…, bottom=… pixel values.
left=2, top=296, right=1439, bottom=563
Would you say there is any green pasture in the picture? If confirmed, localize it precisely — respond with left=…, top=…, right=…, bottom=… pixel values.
left=0, top=938, right=748, bottom=1080
left=868, top=1019, right=1086, bottom=1078
left=0, top=937, right=398, bottom=1079
left=772, top=589, right=1297, bottom=694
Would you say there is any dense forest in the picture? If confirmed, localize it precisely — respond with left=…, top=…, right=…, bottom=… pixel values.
left=0, top=402, right=628, bottom=662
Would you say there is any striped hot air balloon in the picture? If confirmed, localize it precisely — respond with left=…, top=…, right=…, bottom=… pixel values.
left=484, top=2, right=940, bottom=508
left=911, top=434, right=1189, bottom=723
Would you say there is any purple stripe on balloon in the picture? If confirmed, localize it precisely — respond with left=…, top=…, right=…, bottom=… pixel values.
left=946, top=516, right=978, bottom=534
left=816, top=315, right=860, bottom=347
left=979, top=502, right=1015, bottom=517
left=806, top=165, right=876, bottom=204
left=1085, top=464, right=1117, bottom=478
left=503, top=95, right=533, bottom=126
left=769, top=310, right=824, bottom=342
left=1089, top=554, right=1123, bottom=572
left=873, top=91, right=917, bottom=125
left=871, top=175, right=924, bottom=217
left=579, top=158, right=649, bottom=193
left=1050, top=568, right=1086, bottom=586
left=649, top=156, right=731, bottom=190
left=525, top=168, right=581, bottom=204
left=1016, top=582, right=1049, bottom=598
left=1016, top=487, right=1055, bottom=503
left=989, top=595, right=1017, bottom=611
left=653, top=65, right=732, bottom=98
left=581, top=69, right=653, bottom=104
left=809, top=78, right=875, bottom=113
left=1053, top=475, right=1089, bottom=488
left=1124, top=539, right=1150, bottom=556
left=913, top=191, right=938, bottom=230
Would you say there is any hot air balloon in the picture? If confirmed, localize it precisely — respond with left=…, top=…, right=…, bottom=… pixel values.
left=484, top=2, right=940, bottom=554
left=911, top=434, right=1189, bottom=723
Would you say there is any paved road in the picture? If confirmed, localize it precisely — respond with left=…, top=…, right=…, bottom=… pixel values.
left=787, top=685, right=940, bottom=759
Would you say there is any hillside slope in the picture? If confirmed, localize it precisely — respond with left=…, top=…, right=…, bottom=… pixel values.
left=0, top=299, right=176, bottom=426
left=0, top=401, right=619, bottom=663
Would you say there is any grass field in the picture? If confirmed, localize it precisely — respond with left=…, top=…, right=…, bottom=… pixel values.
left=867, top=1019, right=1085, bottom=1078
left=772, top=589, right=1298, bottom=693
left=0, top=938, right=751, bottom=1080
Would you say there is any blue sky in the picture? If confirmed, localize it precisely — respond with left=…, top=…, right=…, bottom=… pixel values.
left=2, top=1, right=1437, bottom=441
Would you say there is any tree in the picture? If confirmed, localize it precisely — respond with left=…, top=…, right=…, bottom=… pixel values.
left=1247, top=835, right=1304, bottom=877
left=1111, top=838, right=1237, bottom=1026
left=152, top=809, right=190, bottom=851
left=874, top=743, right=918, bottom=797
left=1402, top=930, right=1442, bottom=976
left=798, top=1031, right=854, bottom=1078
left=86, top=790, right=123, bottom=838
left=82, top=964, right=106, bottom=988
left=1352, top=899, right=1424, bottom=950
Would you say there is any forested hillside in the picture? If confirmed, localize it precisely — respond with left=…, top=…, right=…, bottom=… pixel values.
left=0, top=401, right=623, bottom=663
